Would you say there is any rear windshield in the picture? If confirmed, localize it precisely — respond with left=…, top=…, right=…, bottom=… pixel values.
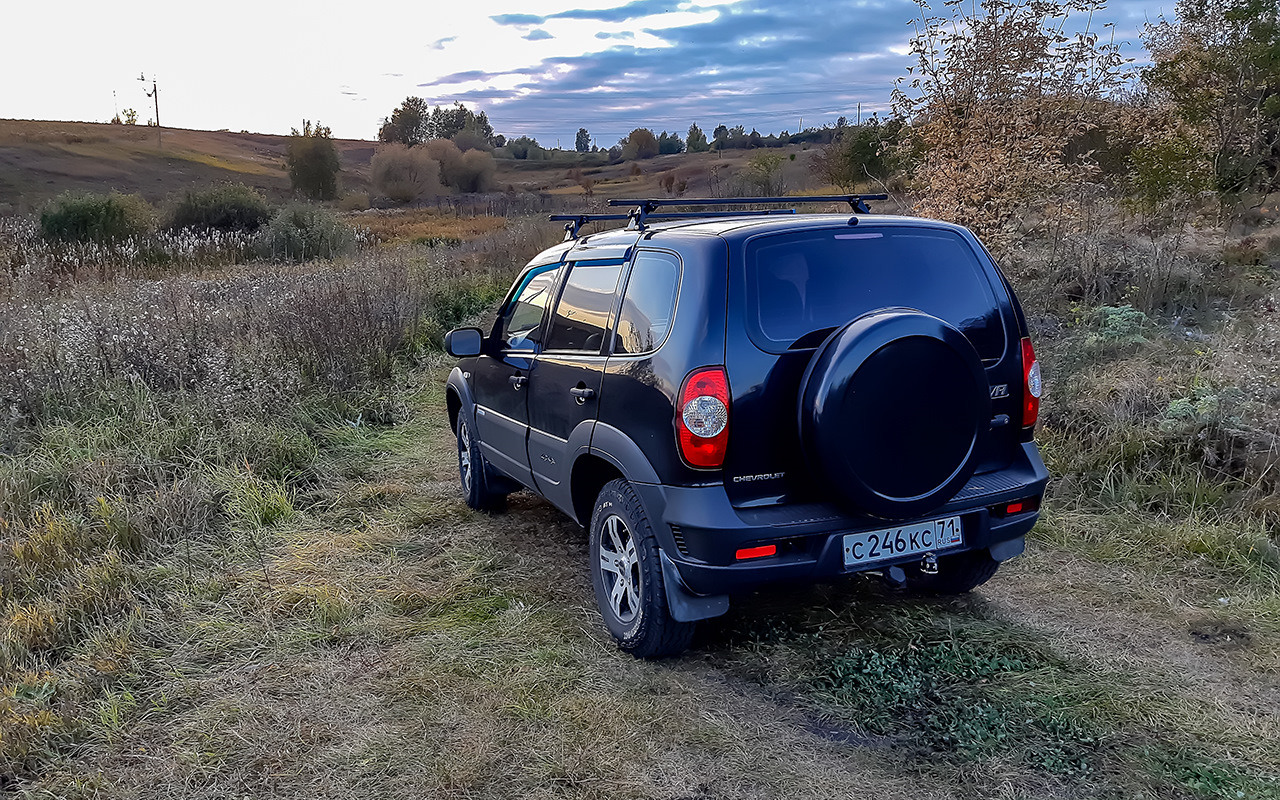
left=745, top=227, right=1005, bottom=359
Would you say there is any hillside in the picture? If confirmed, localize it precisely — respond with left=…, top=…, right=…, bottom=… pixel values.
left=0, top=119, right=830, bottom=213
left=0, top=119, right=375, bottom=212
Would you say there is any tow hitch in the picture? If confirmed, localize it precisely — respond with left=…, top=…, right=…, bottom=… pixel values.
left=920, top=552, right=939, bottom=575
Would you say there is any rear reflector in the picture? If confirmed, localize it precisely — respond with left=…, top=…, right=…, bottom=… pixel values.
left=991, top=496, right=1041, bottom=516
left=736, top=544, right=777, bottom=560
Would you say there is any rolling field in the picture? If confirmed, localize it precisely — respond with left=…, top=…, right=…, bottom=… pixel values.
left=0, top=118, right=822, bottom=214
left=0, top=118, right=1278, bottom=797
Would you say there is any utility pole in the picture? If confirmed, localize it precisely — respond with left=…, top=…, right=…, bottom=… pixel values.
left=139, top=73, right=160, bottom=148
left=857, top=103, right=861, bottom=126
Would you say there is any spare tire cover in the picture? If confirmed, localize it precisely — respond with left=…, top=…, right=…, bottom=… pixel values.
left=797, top=308, right=989, bottom=520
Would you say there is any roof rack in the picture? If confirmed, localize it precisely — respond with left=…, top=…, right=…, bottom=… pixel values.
left=548, top=194, right=889, bottom=239
left=549, top=208, right=798, bottom=240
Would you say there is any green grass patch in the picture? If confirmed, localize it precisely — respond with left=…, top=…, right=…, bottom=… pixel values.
left=712, top=589, right=1280, bottom=798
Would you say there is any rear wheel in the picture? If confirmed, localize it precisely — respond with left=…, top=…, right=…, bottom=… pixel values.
left=589, top=479, right=695, bottom=659
left=906, top=548, right=1001, bottom=595
left=456, top=416, right=505, bottom=512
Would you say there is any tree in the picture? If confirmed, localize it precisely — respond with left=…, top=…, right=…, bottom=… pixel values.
left=1142, top=0, right=1280, bottom=195
left=891, top=0, right=1128, bottom=247
left=744, top=151, right=788, bottom=195
left=658, top=131, right=685, bottom=154
left=811, top=118, right=906, bottom=190
left=621, top=128, right=659, bottom=159
left=287, top=120, right=340, bottom=200
left=506, top=136, right=545, bottom=160
left=687, top=122, right=709, bottom=152
left=712, top=124, right=729, bottom=150
left=575, top=128, right=591, bottom=152
left=379, top=97, right=431, bottom=147
left=428, top=102, right=494, bottom=142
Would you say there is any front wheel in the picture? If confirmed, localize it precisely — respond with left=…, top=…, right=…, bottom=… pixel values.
left=589, top=479, right=695, bottom=659
left=456, top=416, right=505, bottom=512
left=906, top=548, right=1001, bottom=595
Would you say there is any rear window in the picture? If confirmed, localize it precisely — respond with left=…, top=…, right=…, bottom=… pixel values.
left=745, top=227, right=1005, bottom=359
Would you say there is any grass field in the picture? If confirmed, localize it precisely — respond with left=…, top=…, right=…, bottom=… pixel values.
left=0, top=118, right=823, bottom=214
left=1, top=159, right=1278, bottom=797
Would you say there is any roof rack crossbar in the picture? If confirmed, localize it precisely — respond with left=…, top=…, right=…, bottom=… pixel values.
left=549, top=209, right=796, bottom=239
left=549, top=214, right=631, bottom=240
left=604, top=194, right=888, bottom=229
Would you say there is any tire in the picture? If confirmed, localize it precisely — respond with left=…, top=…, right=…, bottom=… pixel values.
left=589, top=479, right=695, bottom=659
left=906, top=548, right=1001, bottom=595
left=456, top=415, right=506, bottom=512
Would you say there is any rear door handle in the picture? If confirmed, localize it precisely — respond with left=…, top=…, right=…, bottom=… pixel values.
left=570, top=387, right=595, bottom=400
left=509, top=375, right=528, bottom=389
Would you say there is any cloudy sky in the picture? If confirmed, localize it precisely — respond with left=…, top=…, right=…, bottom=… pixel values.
left=5, top=0, right=1161, bottom=146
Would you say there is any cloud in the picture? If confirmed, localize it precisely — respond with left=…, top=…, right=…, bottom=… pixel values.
left=492, top=0, right=684, bottom=26
left=446, top=0, right=1155, bottom=146
left=524, top=29, right=555, bottom=41
left=490, top=13, right=545, bottom=25
left=428, top=36, right=457, bottom=50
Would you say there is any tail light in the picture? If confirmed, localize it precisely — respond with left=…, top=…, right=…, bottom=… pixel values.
left=1021, top=337, right=1041, bottom=428
left=677, top=366, right=730, bottom=468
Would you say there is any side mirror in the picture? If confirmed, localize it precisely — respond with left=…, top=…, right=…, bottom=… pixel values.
left=444, top=327, right=484, bottom=358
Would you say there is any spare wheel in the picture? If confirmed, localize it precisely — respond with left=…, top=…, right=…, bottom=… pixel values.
left=797, top=308, right=990, bottom=520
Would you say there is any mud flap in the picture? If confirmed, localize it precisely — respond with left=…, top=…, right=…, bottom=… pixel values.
left=989, top=536, right=1026, bottom=562
left=659, top=550, right=729, bottom=622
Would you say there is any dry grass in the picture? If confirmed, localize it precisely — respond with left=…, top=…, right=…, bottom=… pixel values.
left=1, top=193, right=1278, bottom=799
left=0, top=211, right=554, bottom=792
left=353, top=208, right=511, bottom=245
left=12, top=368, right=1275, bottom=800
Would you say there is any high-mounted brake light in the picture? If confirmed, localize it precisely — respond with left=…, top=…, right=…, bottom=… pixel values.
left=1021, top=337, right=1041, bottom=428
left=677, top=366, right=730, bottom=468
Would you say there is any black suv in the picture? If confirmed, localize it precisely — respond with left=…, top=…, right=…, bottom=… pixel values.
left=444, top=196, right=1047, bottom=658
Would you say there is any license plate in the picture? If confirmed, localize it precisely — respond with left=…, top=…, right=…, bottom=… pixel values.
left=842, top=516, right=963, bottom=567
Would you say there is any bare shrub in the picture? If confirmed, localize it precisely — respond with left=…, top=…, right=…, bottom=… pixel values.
left=257, top=203, right=356, bottom=262
left=449, top=149, right=497, bottom=193
left=371, top=144, right=441, bottom=203
left=892, top=0, right=1130, bottom=251
left=424, top=139, right=463, bottom=184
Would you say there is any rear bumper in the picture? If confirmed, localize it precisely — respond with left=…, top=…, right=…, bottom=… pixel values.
left=632, top=442, right=1049, bottom=597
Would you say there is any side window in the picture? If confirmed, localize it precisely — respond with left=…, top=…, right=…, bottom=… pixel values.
left=544, top=262, right=624, bottom=352
left=500, top=265, right=562, bottom=351
left=614, top=251, right=680, bottom=355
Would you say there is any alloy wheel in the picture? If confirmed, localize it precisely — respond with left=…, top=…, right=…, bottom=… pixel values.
left=597, top=514, right=642, bottom=624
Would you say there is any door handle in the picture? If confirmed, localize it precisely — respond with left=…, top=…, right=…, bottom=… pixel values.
left=509, top=375, right=528, bottom=390
left=569, top=386, right=595, bottom=400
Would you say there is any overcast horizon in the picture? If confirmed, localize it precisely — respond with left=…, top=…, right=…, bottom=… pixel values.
left=5, top=0, right=1163, bottom=147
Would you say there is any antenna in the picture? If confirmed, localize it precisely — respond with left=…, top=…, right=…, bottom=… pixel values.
left=138, top=73, right=161, bottom=148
